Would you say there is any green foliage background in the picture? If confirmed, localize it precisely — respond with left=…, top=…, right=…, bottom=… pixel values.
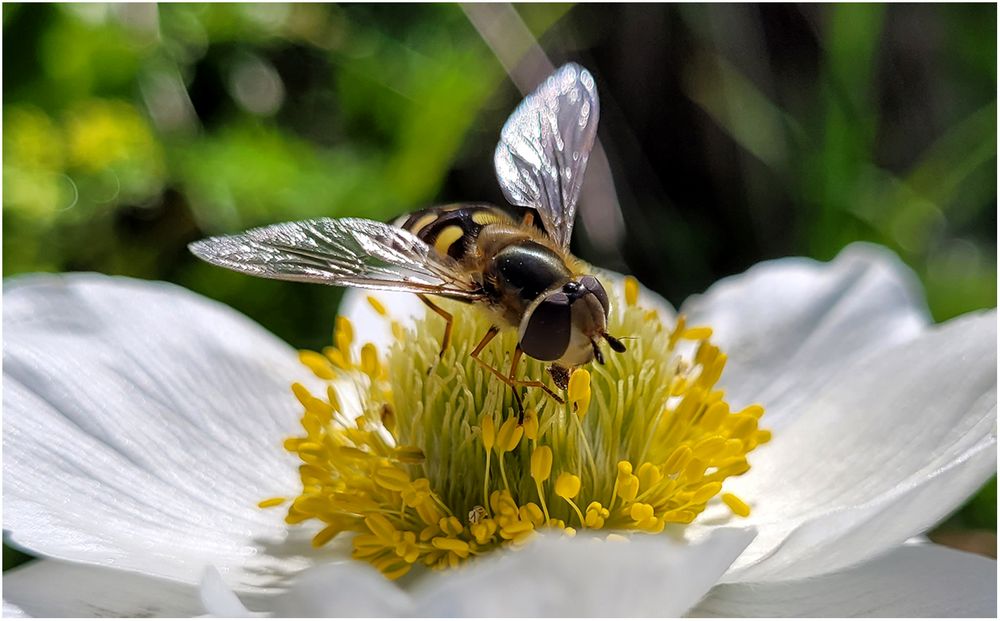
left=3, top=4, right=996, bottom=570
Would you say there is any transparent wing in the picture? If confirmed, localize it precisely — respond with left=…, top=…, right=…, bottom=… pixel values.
left=493, top=63, right=600, bottom=249
left=189, top=218, right=483, bottom=299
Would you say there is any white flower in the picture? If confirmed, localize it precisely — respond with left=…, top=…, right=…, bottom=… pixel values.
left=3, top=243, right=996, bottom=617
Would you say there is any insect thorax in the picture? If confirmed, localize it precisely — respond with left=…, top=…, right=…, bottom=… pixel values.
left=396, top=203, right=573, bottom=327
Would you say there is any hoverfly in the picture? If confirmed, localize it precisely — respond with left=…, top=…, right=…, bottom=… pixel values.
left=190, top=63, right=626, bottom=416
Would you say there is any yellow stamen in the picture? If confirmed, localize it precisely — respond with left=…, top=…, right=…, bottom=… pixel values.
left=272, top=280, right=770, bottom=579
left=624, top=275, right=639, bottom=306
left=568, top=368, right=592, bottom=419
left=722, top=493, right=751, bottom=517
left=367, top=295, right=388, bottom=316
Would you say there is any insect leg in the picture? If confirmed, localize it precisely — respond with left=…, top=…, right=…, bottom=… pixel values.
left=508, top=344, right=566, bottom=410
left=417, top=294, right=453, bottom=359
left=470, top=326, right=526, bottom=418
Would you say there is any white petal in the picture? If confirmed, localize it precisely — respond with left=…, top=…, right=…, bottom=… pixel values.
left=338, top=268, right=676, bottom=356
left=3, top=273, right=337, bottom=591
left=200, top=567, right=260, bottom=617
left=2, top=559, right=206, bottom=617
left=338, top=288, right=424, bottom=355
left=696, top=310, right=997, bottom=582
left=682, top=243, right=931, bottom=429
left=266, top=561, right=412, bottom=616
left=3, top=601, right=28, bottom=618
left=411, top=528, right=755, bottom=616
left=690, top=543, right=997, bottom=617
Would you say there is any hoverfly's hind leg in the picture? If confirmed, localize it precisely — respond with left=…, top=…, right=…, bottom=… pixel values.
left=417, top=294, right=454, bottom=363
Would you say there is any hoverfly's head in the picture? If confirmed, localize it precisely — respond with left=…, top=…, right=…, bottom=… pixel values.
left=518, top=275, right=627, bottom=367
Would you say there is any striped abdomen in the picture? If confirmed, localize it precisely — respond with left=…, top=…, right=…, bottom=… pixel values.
left=394, top=203, right=515, bottom=263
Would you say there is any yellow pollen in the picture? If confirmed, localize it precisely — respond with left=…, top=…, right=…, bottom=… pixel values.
left=272, top=278, right=770, bottom=579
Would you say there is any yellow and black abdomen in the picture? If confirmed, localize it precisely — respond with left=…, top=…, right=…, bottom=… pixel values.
left=394, top=203, right=515, bottom=262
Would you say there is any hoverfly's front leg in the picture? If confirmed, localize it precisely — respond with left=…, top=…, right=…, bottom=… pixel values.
left=507, top=345, right=565, bottom=420
left=470, top=326, right=525, bottom=418
left=417, top=294, right=453, bottom=360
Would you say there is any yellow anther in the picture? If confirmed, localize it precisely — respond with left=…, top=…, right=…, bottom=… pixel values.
left=439, top=516, right=463, bottom=537
left=311, top=523, right=342, bottom=548
left=669, top=315, right=687, bottom=349
left=391, top=321, right=404, bottom=340
left=722, top=493, right=751, bottom=517
left=519, top=503, right=545, bottom=527
left=555, top=473, right=581, bottom=499
left=755, top=429, right=773, bottom=444
left=367, top=295, right=388, bottom=316
left=663, top=445, right=692, bottom=475
left=496, top=417, right=524, bottom=452
left=636, top=462, right=662, bottom=491
left=499, top=519, right=534, bottom=539
left=700, top=402, right=729, bottom=430
left=490, top=490, right=519, bottom=516
left=258, top=497, right=286, bottom=509
left=683, top=458, right=707, bottom=481
left=682, top=326, right=713, bottom=340
left=606, top=533, right=629, bottom=543
left=662, top=509, right=696, bottom=524
left=361, top=343, right=380, bottom=376
left=522, top=408, right=539, bottom=440
left=480, top=415, right=496, bottom=452
left=298, top=350, right=337, bottom=379
left=402, top=479, right=431, bottom=507
left=283, top=437, right=302, bottom=452
left=373, top=466, right=410, bottom=492
left=291, top=383, right=314, bottom=409
left=432, top=537, right=471, bottom=558
left=471, top=518, right=497, bottom=544
left=335, top=316, right=354, bottom=346
left=584, top=502, right=609, bottom=528
left=616, top=461, right=639, bottom=501
left=629, top=502, right=655, bottom=522
left=624, top=275, right=639, bottom=306
left=690, top=482, right=723, bottom=505
left=323, top=346, right=348, bottom=369
left=364, top=514, right=397, bottom=544
left=568, top=368, right=592, bottom=419
left=731, top=415, right=759, bottom=440
left=693, top=435, right=727, bottom=459
left=415, top=502, right=443, bottom=527
left=394, top=445, right=425, bottom=464
left=741, top=404, right=765, bottom=419
left=530, top=446, right=553, bottom=482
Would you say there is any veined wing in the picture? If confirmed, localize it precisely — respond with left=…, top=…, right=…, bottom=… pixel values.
left=493, top=63, right=599, bottom=250
left=189, top=218, right=483, bottom=299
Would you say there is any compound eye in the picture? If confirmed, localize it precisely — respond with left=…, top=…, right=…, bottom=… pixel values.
left=519, top=292, right=572, bottom=362
left=580, top=275, right=610, bottom=317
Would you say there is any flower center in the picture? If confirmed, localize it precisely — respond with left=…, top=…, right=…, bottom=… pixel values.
left=262, top=277, right=769, bottom=579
